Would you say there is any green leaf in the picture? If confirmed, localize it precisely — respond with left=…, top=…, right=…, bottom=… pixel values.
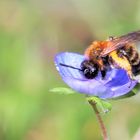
left=86, top=96, right=112, bottom=114
left=49, top=87, right=76, bottom=95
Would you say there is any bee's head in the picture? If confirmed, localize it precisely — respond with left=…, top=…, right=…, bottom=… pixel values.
left=80, top=60, right=99, bottom=79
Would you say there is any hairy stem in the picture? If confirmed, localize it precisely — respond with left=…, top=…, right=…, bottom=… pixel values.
left=88, top=100, right=109, bottom=140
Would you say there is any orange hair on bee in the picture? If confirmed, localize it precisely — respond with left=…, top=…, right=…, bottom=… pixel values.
left=84, top=41, right=109, bottom=59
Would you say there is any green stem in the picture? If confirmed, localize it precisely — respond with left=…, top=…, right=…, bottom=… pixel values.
left=88, top=100, right=109, bottom=140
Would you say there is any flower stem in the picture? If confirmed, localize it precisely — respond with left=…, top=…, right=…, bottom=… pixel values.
left=88, top=99, right=109, bottom=140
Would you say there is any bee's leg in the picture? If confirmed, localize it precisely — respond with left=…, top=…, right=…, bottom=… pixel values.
left=98, top=59, right=107, bottom=79
left=107, top=36, right=116, bottom=41
left=128, top=76, right=133, bottom=88
left=127, top=71, right=134, bottom=88
left=117, top=49, right=128, bottom=58
left=101, top=68, right=107, bottom=79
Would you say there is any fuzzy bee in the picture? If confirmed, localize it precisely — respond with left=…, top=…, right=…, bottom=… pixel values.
left=82, top=30, right=140, bottom=80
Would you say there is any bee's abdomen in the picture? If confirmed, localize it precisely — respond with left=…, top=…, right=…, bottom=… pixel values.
left=128, top=46, right=139, bottom=64
left=125, top=45, right=140, bottom=75
left=132, top=61, right=140, bottom=76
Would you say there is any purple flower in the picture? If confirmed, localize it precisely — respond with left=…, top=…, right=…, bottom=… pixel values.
left=55, top=52, right=138, bottom=99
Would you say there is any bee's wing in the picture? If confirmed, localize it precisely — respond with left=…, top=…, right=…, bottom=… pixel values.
left=100, top=30, right=140, bottom=56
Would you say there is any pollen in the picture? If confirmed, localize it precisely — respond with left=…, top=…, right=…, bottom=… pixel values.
left=109, top=50, right=132, bottom=76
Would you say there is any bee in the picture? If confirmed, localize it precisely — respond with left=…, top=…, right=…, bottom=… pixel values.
left=81, top=30, right=140, bottom=80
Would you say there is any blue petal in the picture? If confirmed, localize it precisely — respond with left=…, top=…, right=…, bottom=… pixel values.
left=55, top=52, right=138, bottom=99
left=55, top=52, right=85, bottom=79
left=110, top=80, right=137, bottom=98
left=62, top=77, right=114, bottom=98
left=104, top=69, right=137, bottom=98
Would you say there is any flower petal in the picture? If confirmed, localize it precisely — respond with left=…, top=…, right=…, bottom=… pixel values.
left=62, top=77, right=114, bottom=98
left=104, top=69, right=138, bottom=98
left=55, top=52, right=85, bottom=80
left=108, top=80, right=137, bottom=98
left=55, top=52, right=138, bottom=99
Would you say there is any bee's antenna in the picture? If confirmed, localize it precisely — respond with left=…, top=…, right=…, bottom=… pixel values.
left=59, top=63, right=101, bottom=82
left=59, top=63, right=82, bottom=71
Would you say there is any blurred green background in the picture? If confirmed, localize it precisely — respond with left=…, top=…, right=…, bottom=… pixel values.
left=1, top=0, right=140, bottom=140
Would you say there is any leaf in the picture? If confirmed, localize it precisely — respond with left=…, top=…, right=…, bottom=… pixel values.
left=86, top=96, right=112, bottom=114
left=49, top=87, right=76, bottom=95
left=132, top=83, right=140, bottom=94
